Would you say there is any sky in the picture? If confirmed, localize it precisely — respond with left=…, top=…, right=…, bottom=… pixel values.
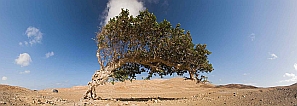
left=1, top=0, right=297, bottom=90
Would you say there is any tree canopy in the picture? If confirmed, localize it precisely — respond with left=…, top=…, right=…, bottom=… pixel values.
left=96, top=9, right=213, bottom=81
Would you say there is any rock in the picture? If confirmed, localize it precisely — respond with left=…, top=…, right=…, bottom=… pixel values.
left=153, top=99, right=158, bottom=103
left=131, top=104, right=138, bottom=106
left=111, top=98, right=117, bottom=101
left=123, top=101, right=129, bottom=105
left=233, top=92, right=236, bottom=96
left=53, top=89, right=58, bottom=93
left=0, top=101, right=6, bottom=104
left=37, top=99, right=44, bottom=104
left=46, top=100, right=54, bottom=105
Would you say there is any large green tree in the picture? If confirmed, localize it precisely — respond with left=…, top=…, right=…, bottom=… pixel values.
left=85, top=9, right=213, bottom=99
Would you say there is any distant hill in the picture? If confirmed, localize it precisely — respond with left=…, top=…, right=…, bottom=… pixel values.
left=216, top=84, right=258, bottom=89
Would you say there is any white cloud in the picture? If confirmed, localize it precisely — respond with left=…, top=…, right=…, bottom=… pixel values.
left=243, top=82, right=257, bottom=86
left=19, top=42, right=23, bottom=46
left=101, top=0, right=145, bottom=25
left=249, top=33, right=255, bottom=41
left=294, top=63, right=297, bottom=71
left=2, top=76, right=7, bottom=81
left=45, top=51, right=54, bottom=58
left=19, top=70, right=30, bottom=74
left=243, top=73, right=249, bottom=76
left=23, top=26, right=43, bottom=45
left=278, top=65, right=297, bottom=82
left=283, top=73, right=295, bottom=77
left=279, top=73, right=297, bottom=83
left=268, top=53, right=278, bottom=60
left=15, top=53, right=32, bottom=67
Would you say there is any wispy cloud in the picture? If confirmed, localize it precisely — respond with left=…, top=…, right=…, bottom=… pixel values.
left=143, top=0, right=159, bottom=3
left=19, top=41, right=29, bottom=46
left=2, top=76, right=7, bottom=81
left=268, top=52, right=278, bottom=60
left=249, top=33, right=255, bottom=41
left=162, top=0, right=169, bottom=6
left=19, top=27, right=43, bottom=46
left=243, top=73, right=249, bottom=76
left=294, top=63, right=297, bottom=71
left=26, top=26, right=43, bottom=45
left=15, top=53, right=32, bottom=67
left=101, top=0, right=145, bottom=25
left=279, top=73, right=297, bottom=83
left=283, top=73, right=295, bottom=77
left=19, top=70, right=30, bottom=74
left=45, top=51, right=54, bottom=58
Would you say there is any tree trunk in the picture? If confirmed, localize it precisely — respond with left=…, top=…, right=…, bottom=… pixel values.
left=84, top=65, right=114, bottom=99
left=189, top=71, right=195, bottom=80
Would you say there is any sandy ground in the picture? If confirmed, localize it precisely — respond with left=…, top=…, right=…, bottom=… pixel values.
left=1, top=78, right=297, bottom=106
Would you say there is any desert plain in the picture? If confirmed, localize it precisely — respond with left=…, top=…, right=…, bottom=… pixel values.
left=1, top=78, right=297, bottom=106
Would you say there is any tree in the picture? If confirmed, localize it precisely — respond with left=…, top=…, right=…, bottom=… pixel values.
left=84, top=9, right=213, bottom=99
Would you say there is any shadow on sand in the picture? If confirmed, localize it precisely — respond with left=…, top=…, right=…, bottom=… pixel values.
left=99, top=97, right=185, bottom=101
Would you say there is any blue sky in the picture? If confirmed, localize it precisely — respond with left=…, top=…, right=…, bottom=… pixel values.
left=1, top=0, right=297, bottom=89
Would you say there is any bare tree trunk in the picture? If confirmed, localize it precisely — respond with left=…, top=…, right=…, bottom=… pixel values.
left=84, top=66, right=114, bottom=99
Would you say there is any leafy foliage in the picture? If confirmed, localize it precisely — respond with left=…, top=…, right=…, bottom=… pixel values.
left=97, top=9, right=213, bottom=81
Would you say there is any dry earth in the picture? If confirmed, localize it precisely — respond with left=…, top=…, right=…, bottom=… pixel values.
left=1, top=78, right=297, bottom=106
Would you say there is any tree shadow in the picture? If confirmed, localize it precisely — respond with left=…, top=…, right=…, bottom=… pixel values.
left=99, top=97, right=185, bottom=101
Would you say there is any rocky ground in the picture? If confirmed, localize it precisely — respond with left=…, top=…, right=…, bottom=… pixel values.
left=1, top=78, right=297, bottom=106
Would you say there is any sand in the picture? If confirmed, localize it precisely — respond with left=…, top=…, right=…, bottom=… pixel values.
left=1, top=78, right=297, bottom=106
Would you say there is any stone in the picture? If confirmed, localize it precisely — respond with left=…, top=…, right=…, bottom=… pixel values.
left=123, top=101, right=129, bottom=105
left=153, top=99, right=158, bottom=103
left=0, top=101, right=6, bottom=104
left=37, top=99, right=44, bottom=104
left=53, top=89, right=58, bottom=93
left=131, top=104, right=138, bottom=106
left=233, top=92, right=236, bottom=96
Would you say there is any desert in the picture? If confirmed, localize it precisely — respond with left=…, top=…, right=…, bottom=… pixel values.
left=1, top=78, right=297, bottom=106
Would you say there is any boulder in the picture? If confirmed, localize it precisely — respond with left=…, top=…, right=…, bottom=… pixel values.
left=53, top=89, right=58, bottom=93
